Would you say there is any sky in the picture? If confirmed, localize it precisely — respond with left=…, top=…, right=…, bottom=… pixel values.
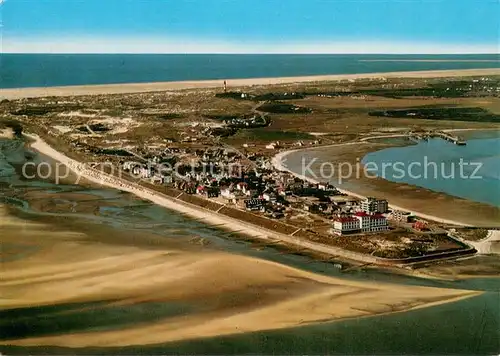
left=1, top=0, right=499, bottom=54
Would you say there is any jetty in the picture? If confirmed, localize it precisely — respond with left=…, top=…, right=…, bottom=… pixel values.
left=431, top=131, right=467, bottom=145
left=408, top=130, right=466, bottom=145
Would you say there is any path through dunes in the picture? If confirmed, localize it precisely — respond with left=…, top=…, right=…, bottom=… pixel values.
left=1, top=206, right=481, bottom=347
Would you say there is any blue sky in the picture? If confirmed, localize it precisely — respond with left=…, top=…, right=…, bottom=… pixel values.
left=2, top=0, right=499, bottom=53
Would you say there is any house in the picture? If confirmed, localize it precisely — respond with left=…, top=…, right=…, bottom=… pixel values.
left=130, top=166, right=152, bottom=179
left=303, top=202, right=320, bottom=213
left=236, top=182, right=248, bottom=191
left=205, top=187, right=220, bottom=198
left=318, top=203, right=334, bottom=214
left=196, top=186, right=206, bottom=195
left=318, top=182, right=335, bottom=191
left=180, top=183, right=196, bottom=194
left=244, top=189, right=258, bottom=197
left=412, top=221, right=429, bottom=231
left=162, top=175, right=173, bottom=184
left=278, top=187, right=292, bottom=197
left=221, top=187, right=236, bottom=200
left=390, top=210, right=416, bottom=223
left=151, top=174, right=164, bottom=184
left=245, top=198, right=265, bottom=211
left=262, top=192, right=277, bottom=203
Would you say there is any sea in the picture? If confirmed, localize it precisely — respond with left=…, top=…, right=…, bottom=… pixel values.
left=1, top=53, right=499, bottom=88
left=0, top=138, right=499, bottom=355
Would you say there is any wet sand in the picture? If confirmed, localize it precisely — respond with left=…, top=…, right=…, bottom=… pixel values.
left=0, top=205, right=480, bottom=347
left=1, top=68, right=499, bottom=100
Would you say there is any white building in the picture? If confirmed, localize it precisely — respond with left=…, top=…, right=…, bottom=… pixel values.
left=389, top=210, right=416, bottom=223
left=354, top=212, right=389, bottom=232
left=332, top=216, right=361, bottom=235
left=360, top=197, right=389, bottom=214
left=221, top=188, right=236, bottom=200
left=333, top=213, right=389, bottom=235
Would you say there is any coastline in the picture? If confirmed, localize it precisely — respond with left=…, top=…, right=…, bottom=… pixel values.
left=24, top=133, right=481, bottom=267
left=1, top=138, right=492, bottom=348
left=272, top=145, right=474, bottom=226
left=0, top=164, right=487, bottom=348
left=1, top=68, right=499, bottom=100
left=24, top=133, right=382, bottom=265
left=271, top=132, right=500, bottom=227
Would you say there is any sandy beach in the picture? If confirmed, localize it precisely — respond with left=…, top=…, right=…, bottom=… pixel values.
left=272, top=145, right=473, bottom=226
left=272, top=132, right=500, bottom=228
left=0, top=205, right=481, bottom=347
left=1, top=68, right=499, bottom=100
left=24, top=133, right=388, bottom=264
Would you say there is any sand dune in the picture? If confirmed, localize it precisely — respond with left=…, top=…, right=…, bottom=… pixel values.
left=1, top=206, right=480, bottom=347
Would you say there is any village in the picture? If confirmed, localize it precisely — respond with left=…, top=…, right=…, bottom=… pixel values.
left=112, top=140, right=454, bottom=260
left=2, top=74, right=498, bottom=261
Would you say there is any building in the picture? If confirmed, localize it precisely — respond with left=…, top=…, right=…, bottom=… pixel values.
left=162, top=175, right=173, bottom=184
left=332, top=212, right=389, bottom=235
left=318, top=182, right=336, bottom=191
left=221, top=187, right=236, bottom=200
left=262, top=192, right=277, bottom=203
left=245, top=198, right=265, bottom=211
left=412, top=221, right=429, bottom=231
left=354, top=212, right=389, bottom=232
left=390, top=210, right=416, bottom=223
left=332, top=216, right=361, bottom=235
left=360, top=197, right=388, bottom=214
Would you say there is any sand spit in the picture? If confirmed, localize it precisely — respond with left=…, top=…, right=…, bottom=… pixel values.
left=1, top=68, right=499, bottom=100
left=272, top=146, right=473, bottom=226
left=1, top=205, right=480, bottom=347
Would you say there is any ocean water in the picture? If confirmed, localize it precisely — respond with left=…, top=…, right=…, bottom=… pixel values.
left=362, top=136, right=500, bottom=207
left=1, top=53, right=499, bottom=88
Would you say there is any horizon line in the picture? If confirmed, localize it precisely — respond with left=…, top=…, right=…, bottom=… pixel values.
left=3, top=52, right=500, bottom=55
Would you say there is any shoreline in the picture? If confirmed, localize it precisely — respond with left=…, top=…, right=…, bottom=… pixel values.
left=1, top=68, right=499, bottom=99
left=24, top=133, right=478, bottom=265
left=271, top=137, right=485, bottom=227
left=24, top=133, right=382, bottom=265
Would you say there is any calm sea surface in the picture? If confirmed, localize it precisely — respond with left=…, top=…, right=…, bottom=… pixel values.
left=362, top=134, right=500, bottom=207
left=1, top=54, right=499, bottom=88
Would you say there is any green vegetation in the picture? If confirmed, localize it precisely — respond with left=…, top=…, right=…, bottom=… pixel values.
left=0, top=118, right=23, bottom=136
left=233, top=129, right=313, bottom=142
left=257, top=102, right=312, bottom=114
left=369, top=107, right=500, bottom=123
left=11, top=105, right=82, bottom=116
